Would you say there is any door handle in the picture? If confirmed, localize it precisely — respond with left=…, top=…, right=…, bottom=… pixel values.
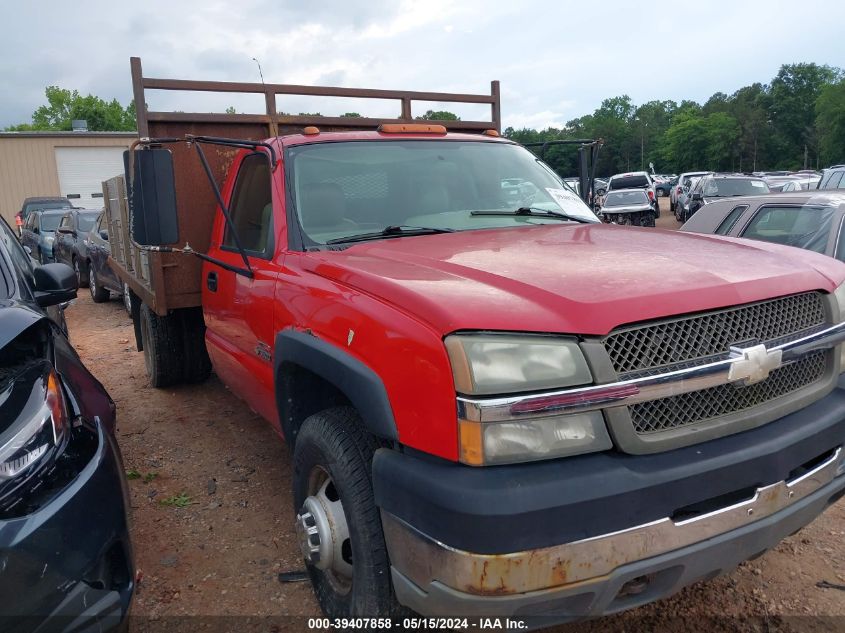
left=207, top=271, right=218, bottom=292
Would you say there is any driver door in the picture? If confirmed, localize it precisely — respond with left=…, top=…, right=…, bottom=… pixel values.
left=202, top=152, right=281, bottom=427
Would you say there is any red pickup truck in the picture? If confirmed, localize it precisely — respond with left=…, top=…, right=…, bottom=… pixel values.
left=108, top=59, right=845, bottom=625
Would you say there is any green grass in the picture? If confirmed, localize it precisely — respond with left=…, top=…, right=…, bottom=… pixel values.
left=159, top=492, right=193, bottom=508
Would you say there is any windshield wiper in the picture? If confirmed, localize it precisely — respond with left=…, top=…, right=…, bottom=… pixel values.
left=471, top=207, right=593, bottom=224
left=325, top=225, right=456, bottom=245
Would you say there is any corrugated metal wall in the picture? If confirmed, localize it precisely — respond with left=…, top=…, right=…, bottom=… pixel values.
left=0, top=133, right=135, bottom=225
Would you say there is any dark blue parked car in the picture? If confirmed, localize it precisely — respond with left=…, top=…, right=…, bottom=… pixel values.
left=85, top=211, right=125, bottom=307
left=0, top=215, right=134, bottom=630
left=53, top=208, right=101, bottom=288
left=19, top=209, right=69, bottom=264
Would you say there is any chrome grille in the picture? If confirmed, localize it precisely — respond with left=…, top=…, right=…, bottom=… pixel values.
left=603, top=292, right=827, bottom=377
left=629, top=352, right=827, bottom=434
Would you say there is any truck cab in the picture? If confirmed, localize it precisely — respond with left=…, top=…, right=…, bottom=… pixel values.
left=109, top=58, right=845, bottom=626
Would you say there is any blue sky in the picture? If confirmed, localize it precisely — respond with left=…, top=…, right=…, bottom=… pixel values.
left=2, top=0, right=844, bottom=130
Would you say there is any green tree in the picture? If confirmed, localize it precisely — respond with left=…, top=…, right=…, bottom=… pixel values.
left=340, top=112, right=362, bottom=117
left=6, top=86, right=136, bottom=131
left=769, top=63, right=842, bottom=168
left=816, top=80, right=845, bottom=166
left=416, top=110, right=459, bottom=121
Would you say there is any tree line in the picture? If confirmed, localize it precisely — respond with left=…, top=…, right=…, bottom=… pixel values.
left=7, top=63, right=844, bottom=180
left=505, top=63, right=845, bottom=177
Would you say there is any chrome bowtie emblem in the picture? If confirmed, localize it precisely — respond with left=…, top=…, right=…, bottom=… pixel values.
left=727, top=344, right=783, bottom=386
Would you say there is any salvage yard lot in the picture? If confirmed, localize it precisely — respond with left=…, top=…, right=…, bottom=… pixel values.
left=66, top=201, right=845, bottom=631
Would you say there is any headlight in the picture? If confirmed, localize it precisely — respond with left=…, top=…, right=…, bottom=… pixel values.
left=833, top=282, right=845, bottom=372
left=447, top=333, right=610, bottom=465
left=445, top=333, right=592, bottom=395
left=0, top=367, right=68, bottom=482
left=458, top=411, right=612, bottom=466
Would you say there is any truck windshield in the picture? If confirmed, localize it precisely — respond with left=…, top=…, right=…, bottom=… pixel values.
left=287, top=140, right=598, bottom=245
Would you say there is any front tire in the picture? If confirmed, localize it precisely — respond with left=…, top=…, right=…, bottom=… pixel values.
left=293, top=408, right=400, bottom=619
left=89, top=267, right=110, bottom=303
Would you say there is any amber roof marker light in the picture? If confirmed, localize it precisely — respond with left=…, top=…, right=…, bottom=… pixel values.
left=377, top=123, right=447, bottom=134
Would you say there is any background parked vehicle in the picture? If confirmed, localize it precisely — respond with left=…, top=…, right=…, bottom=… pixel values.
left=85, top=210, right=124, bottom=305
left=14, top=196, right=71, bottom=233
left=606, top=171, right=659, bottom=217
left=599, top=188, right=657, bottom=226
left=670, top=171, right=710, bottom=216
left=53, top=208, right=101, bottom=287
left=0, top=216, right=134, bottom=631
left=779, top=177, right=821, bottom=192
left=675, top=176, right=705, bottom=222
left=680, top=191, right=845, bottom=261
left=685, top=173, right=770, bottom=220
left=817, top=165, right=845, bottom=190
left=655, top=175, right=677, bottom=197
left=19, top=208, right=69, bottom=263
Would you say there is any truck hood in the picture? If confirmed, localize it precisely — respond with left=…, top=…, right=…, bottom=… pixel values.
left=303, top=224, right=845, bottom=336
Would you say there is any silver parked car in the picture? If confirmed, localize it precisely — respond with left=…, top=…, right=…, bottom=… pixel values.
left=670, top=171, right=710, bottom=217
left=679, top=191, right=845, bottom=261
left=599, top=188, right=656, bottom=226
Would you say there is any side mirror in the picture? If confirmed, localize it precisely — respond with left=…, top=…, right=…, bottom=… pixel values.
left=99, top=229, right=109, bottom=241
left=34, top=263, right=77, bottom=307
left=124, top=147, right=179, bottom=246
left=23, top=245, right=32, bottom=256
left=691, top=192, right=703, bottom=201
left=596, top=188, right=606, bottom=196
left=32, top=226, right=40, bottom=235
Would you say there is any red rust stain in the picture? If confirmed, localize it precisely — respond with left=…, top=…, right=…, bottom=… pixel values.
left=552, top=558, right=570, bottom=584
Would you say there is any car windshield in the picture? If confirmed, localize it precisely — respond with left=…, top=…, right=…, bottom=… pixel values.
left=39, top=214, right=64, bottom=231
left=609, top=175, right=649, bottom=189
left=288, top=140, right=598, bottom=245
left=24, top=200, right=68, bottom=213
left=78, top=213, right=99, bottom=232
left=704, top=179, right=769, bottom=196
left=604, top=190, right=648, bottom=206
left=742, top=205, right=835, bottom=254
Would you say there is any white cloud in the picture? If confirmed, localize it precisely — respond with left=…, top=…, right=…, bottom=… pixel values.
left=1, top=0, right=844, bottom=130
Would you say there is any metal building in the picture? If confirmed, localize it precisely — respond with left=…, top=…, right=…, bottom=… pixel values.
left=0, top=131, right=135, bottom=225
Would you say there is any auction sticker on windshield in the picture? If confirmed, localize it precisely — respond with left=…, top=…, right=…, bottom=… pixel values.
left=545, top=187, right=596, bottom=221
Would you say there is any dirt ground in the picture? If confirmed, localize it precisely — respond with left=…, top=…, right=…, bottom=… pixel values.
left=63, top=198, right=845, bottom=631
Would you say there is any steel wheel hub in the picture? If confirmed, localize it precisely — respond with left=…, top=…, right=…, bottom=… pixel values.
left=296, top=477, right=352, bottom=581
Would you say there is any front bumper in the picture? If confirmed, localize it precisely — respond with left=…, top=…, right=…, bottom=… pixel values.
left=386, top=468, right=845, bottom=623
left=0, top=419, right=134, bottom=633
left=374, top=379, right=845, bottom=621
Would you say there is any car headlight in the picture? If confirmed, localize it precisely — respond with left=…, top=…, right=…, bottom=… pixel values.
left=445, top=333, right=592, bottom=395
left=0, top=367, right=68, bottom=482
left=458, top=411, right=612, bottom=466
left=833, top=282, right=845, bottom=372
left=446, top=333, right=611, bottom=465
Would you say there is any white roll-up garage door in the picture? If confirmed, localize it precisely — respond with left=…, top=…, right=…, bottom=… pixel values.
left=55, top=146, right=126, bottom=209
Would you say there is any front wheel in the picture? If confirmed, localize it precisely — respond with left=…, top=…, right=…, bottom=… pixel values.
left=73, top=258, right=82, bottom=288
left=89, top=267, right=110, bottom=303
left=293, top=408, right=401, bottom=618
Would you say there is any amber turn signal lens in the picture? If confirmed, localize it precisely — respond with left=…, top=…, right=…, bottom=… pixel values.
left=46, top=370, right=68, bottom=442
left=458, top=419, right=484, bottom=466
left=303, top=126, right=320, bottom=135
